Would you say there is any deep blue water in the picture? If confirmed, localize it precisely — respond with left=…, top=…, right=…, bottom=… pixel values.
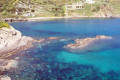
left=8, top=18, right=120, bottom=80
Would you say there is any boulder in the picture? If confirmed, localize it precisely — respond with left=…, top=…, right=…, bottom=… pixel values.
left=0, top=26, right=36, bottom=58
left=65, top=35, right=112, bottom=49
left=0, top=75, right=11, bottom=80
left=48, top=37, right=58, bottom=40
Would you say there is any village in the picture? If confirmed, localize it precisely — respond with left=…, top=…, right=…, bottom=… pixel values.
left=65, top=0, right=96, bottom=16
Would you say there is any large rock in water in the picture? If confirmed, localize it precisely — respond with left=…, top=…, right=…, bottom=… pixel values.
left=0, top=26, right=36, bottom=58
left=65, top=35, right=112, bottom=49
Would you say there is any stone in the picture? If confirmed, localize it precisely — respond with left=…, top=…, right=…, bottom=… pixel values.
left=0, top=75, right=11, bottom=80
left=0, top=59, right=18, bottom=71
left=0, top=26, right=36, bottom=58
left=48, top=37, right=59, bottom=40
left=65, top=35, right=112, bottom=49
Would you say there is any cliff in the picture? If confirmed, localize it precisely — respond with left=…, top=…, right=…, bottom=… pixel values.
left=0, top=26, right=36, bottom=58
left=0, top=24, right=37, bottom=80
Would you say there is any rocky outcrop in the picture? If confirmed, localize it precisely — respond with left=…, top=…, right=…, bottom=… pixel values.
left=65, top=35, right=112, bottom=49
left=0, top=26, right=37, bottom=80
left=0, top=25, right=61, bottom=58
left=0, top=59, right=18, bottom=71
left=0, top=26, right=36, bottom=58
left=0, top=58, right=18, bottom=80
left=0, top=75, right=11, bottom=80
left=48, top=37, right=59, bottom=40
left=38, top=37, right=59, bottom=43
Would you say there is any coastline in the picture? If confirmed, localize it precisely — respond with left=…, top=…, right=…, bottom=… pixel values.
left=0, top=25, right=38, bottom=80
left=2, top=18, right=119, bottom=79
left=24, top=16, right=120, bottom=21
left=4, top=16, right=120, bottom=22
left=0, top=26, right=37, bottom=59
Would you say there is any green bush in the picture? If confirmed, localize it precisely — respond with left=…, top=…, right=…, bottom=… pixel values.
left=0, top=21, right=10, bottom=29
left=31, top=9, right=35, bottom=12
left=92, top=6, right=100, bottom=12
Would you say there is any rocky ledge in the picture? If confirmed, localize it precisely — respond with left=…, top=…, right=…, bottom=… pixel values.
left=0, top=75, right=11, bottom=80
left=0, top=26, right=37, bottom=58
left=0, top=26, right=61, bottom=79
left=0, top=25, right=37, bottom=80
left=65, top=35, right=112, bottom=49
left=0, top=59, right=18, bottom=80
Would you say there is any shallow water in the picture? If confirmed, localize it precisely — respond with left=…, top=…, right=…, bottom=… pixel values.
left=8, top=18, right=120, bottom=80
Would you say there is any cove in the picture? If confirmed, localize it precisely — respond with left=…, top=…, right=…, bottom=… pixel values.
left=8, top=18, right=120, bottom=80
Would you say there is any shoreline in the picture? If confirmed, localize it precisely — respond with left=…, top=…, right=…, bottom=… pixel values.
left=19, top=16, right=120, bottom=21
left=4, top=16, right=120, bottom=22
left=0, top=37, right=59, bottom=59
left=0, top=26, right=37, bottom=59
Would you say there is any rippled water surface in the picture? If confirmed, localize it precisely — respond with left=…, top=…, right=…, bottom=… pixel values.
left=9, top=19, right=120, bottom=80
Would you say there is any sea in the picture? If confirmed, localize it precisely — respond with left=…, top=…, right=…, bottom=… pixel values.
left=8, top=18, right=120, bottom=80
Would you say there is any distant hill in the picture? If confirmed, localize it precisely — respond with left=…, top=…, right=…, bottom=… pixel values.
left=0, top=0, right=120, bottom=18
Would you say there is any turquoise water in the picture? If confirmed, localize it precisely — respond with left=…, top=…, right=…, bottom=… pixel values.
left=9, top=19, right=120, bottom=80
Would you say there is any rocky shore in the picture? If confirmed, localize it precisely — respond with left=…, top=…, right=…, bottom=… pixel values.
left=0, top=25, right=38, bottom=80
left=65, top=35, right=112, bottom=49
left=0, top=24, right=61, bottom=78
left=0, top=59, right=18, bottom=80
left=0, top=26, right=37, bottom=58
left=3, top=16, right=120, bottom=23
left=0, top=75, right=11, bottom=80
left=4, top=18, right=28, bottom=22
left=0, top=25, right=60, bottom=58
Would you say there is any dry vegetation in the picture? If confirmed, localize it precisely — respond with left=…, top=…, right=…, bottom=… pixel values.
left=0, top=0, right=120, bottom=18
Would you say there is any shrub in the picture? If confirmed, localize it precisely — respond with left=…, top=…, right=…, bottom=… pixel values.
left=92, top=6, right=100, bottom=12
left=31, top=9, right=35, bottom=12
left=0, top=21, right=10, bottom=29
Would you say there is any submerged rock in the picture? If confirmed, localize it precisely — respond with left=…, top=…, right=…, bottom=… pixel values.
left=0, top=75, right=11, bottom=80
left=0, top=59, right=18, bottom=71
left=0, top=25, right=62, bottom=58
left=48, top=37, right=59, bottom=40
left=65, top=35, right=112, bottom=49
left=0, top=26, right=36, bottom=58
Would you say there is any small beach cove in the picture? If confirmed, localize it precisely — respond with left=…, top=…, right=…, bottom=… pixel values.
left=2, top=18, right=120, bottom=80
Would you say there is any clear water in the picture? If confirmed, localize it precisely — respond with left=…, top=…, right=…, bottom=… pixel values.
left=8, top=18, right=120, bottom=80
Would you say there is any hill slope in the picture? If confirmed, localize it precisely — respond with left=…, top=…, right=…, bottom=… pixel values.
left=0, top=0, right=120, bottom=18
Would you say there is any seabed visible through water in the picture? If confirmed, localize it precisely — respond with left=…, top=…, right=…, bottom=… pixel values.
left=8, top=18, right=120, bottom=80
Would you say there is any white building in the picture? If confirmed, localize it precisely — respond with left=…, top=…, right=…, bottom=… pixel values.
left=23, top=11, right=35, bottom=17
left=66, top=1, right=84, bottom=11
left=85, top=0, right=96, bottom=4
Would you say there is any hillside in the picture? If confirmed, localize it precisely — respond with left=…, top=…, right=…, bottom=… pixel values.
left=0, top=0, right=120, bottom=18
